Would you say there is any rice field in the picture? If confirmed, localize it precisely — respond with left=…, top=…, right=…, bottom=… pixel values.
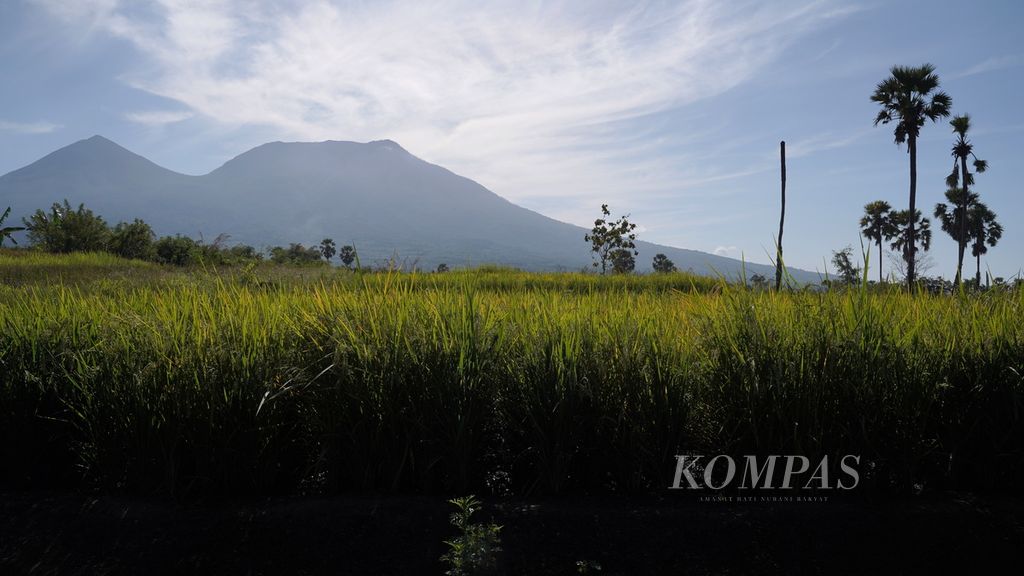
left=1, top=251, right=1021, bottom=497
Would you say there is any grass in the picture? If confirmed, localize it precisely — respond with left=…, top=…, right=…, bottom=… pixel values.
left=0, top=252, right=1021, bottom=497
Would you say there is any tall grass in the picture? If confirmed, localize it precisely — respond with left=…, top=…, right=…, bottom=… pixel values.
left=0, top=257, right=1020, bottom=497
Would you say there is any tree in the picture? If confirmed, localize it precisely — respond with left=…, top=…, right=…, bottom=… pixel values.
left=967, top=202, right=1002, bottom=287
left=652, top=253, right=677, bottom=273
left=319, top=238, right=337, bottom=262
left=155, top=235, right=197, bottom=266
left=270, top=243, right=323, bottom=265
left=436, top=263, right=449, bottom=273
left=226, top=244, right=262, bottom=263
left=934, top=187, right=979, bottom=284
left=945, top=114, right=988, bottom=286
left=831, top=246, right=862, bottom=286
left=0, top=206, right=26, bottom=247
left=610, top=248, right=635, bottom=274
left=584, top=204, right=637, bottom=274
left=750, top=273, right=769, bottom=289
left=339, top=245, right=357, bottom=269
left=889, top=209, right=932, bottom=278
left=23, top=199, right=110, bottom=253
left=109, top=219, right=156, bottom=260
left=871, top=64, right=952, bottom=288
left=887, top=250, right=936, bottom=283
left=859, top=200, right=896, bottom=283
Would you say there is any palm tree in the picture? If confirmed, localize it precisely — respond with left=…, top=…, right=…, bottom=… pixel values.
left=871, top=64, right=952, bottom=287
left=967, top=202, right=1002, bottom=287
left=0, top=206, right=26, bottom=247
left=889, top=209, right=932, bottom=277
left=934, top=187, right=978, bottom=281
left=945, top=114, right=988, bottom=285
left=859, top=200, right=896, bottom=283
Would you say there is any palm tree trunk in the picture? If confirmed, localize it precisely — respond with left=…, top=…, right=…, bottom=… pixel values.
left=878, top=239, right=883, bottom=283
left=956, top=156, right=969, bottom=286
left=975, top=227, right=983, bottom=287
left=976, top=250, right=981, bottom=287
left=907, top=135, right=917, bottom=288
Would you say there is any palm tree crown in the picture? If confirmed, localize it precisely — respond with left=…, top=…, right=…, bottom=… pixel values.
left=0, top=206, right=26, bottom=247
left=889, top=209, right=932, bottom=259
left=871, top=64, right=953, bottom=144
left=859, top=200, right=896, bottom=282
left=946, top=114, right=988, bottom=188
left=934, top=188, right=979, bottom=244
left=968, top=202, right=1002, bottom=286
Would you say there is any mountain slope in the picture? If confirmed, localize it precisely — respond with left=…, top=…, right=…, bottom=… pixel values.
left=0, top=136, right=818, bottom=281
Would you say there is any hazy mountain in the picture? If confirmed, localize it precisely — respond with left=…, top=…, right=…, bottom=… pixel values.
left=0, top=135, right=818, bottom=281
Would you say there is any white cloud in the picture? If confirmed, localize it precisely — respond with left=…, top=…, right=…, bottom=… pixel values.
left=125, top=110, right=195, bottom=126
left=0, top=120, right=62, bottom=134
left=783, top=128, right=872, bottom=159
left=37, top=0, right=854, bottom=228
left=714, top=245, right=738, bottom=256
left=954, top=54, right=1024, bottom=79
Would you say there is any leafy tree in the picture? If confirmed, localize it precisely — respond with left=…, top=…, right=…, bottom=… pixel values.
left=339, top=245, right=358, bottom=269
left=23, top=199, right=111, bottom=253
left=831, top=246, right=862, bottom=285
left=944, top=114, right=988, bottom=286
left=436, top=263, right=450, bottom=273
left=652, top=253, right=677, bottom=273
left=289, top=244, right=321, bottom=264
left=871, top=64, right=952, bottom=287
left=859, top=200, right=896, bottom=283
left=188, top=233, right=233, bottom=266
left=0, top=206, right=26, bottom=247
left=967, top=202, right=1002, bottom=287
left=319, top=238, right=337, bottom=262
left=610, top=248, right=635, bottom=274
left=750, top=273, right=768, bottom=289
left=155, top=235, right=197, bottom=266
left=888, top=209, right=932, bottom=276
left=584, top=204, right=638, bottom=274
left=109, top=219, right=156, bottom=260
left=270, top=243, right=323, bottom=265
left=225, top=244, right=262, bottom=263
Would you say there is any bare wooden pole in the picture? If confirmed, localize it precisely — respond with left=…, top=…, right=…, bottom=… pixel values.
left=775, top=140, right=786, bottom=290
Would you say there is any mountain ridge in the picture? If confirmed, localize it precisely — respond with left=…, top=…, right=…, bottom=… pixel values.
left=0, top=135, right=818, bottom=281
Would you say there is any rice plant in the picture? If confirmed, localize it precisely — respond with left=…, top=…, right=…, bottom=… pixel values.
left=0, top=254, right=1020, bottom=497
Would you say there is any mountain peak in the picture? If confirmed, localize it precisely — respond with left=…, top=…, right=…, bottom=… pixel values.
left=0, top=134, right=180, bottom=186
left=75, top=134, right=121, bottom=149
left=367, top=139, right=406, bottom=152
left=210, top=138, right=414, bottom=177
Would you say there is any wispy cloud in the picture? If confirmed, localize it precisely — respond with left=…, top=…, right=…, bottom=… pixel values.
left=125, top=110, right=195, bottom=126
left=783, top=128, right=872, bottom=159
left=953, top=54, right=1024, bottom=79
left=0, top=120, right=62, bottom=134
left=714, top=245, right=739, bottom=257
left=38, top=0, right=854, bottom=228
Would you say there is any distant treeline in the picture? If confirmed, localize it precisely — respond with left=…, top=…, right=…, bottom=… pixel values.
left=6, top=199, right=358, bottom=268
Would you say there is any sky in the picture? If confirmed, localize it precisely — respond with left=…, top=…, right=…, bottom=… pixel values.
left=1, top=0, right=1022, bottom=279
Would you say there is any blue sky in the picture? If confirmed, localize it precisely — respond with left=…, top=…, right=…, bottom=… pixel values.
left=1, top=0, right=1021, bottom=279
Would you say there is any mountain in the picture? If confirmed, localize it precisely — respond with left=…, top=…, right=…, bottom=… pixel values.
left=0, top=135, right=818, bottom=281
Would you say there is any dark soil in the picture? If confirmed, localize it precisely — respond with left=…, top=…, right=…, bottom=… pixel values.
left=2, top=491, right=1022, bottom=575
